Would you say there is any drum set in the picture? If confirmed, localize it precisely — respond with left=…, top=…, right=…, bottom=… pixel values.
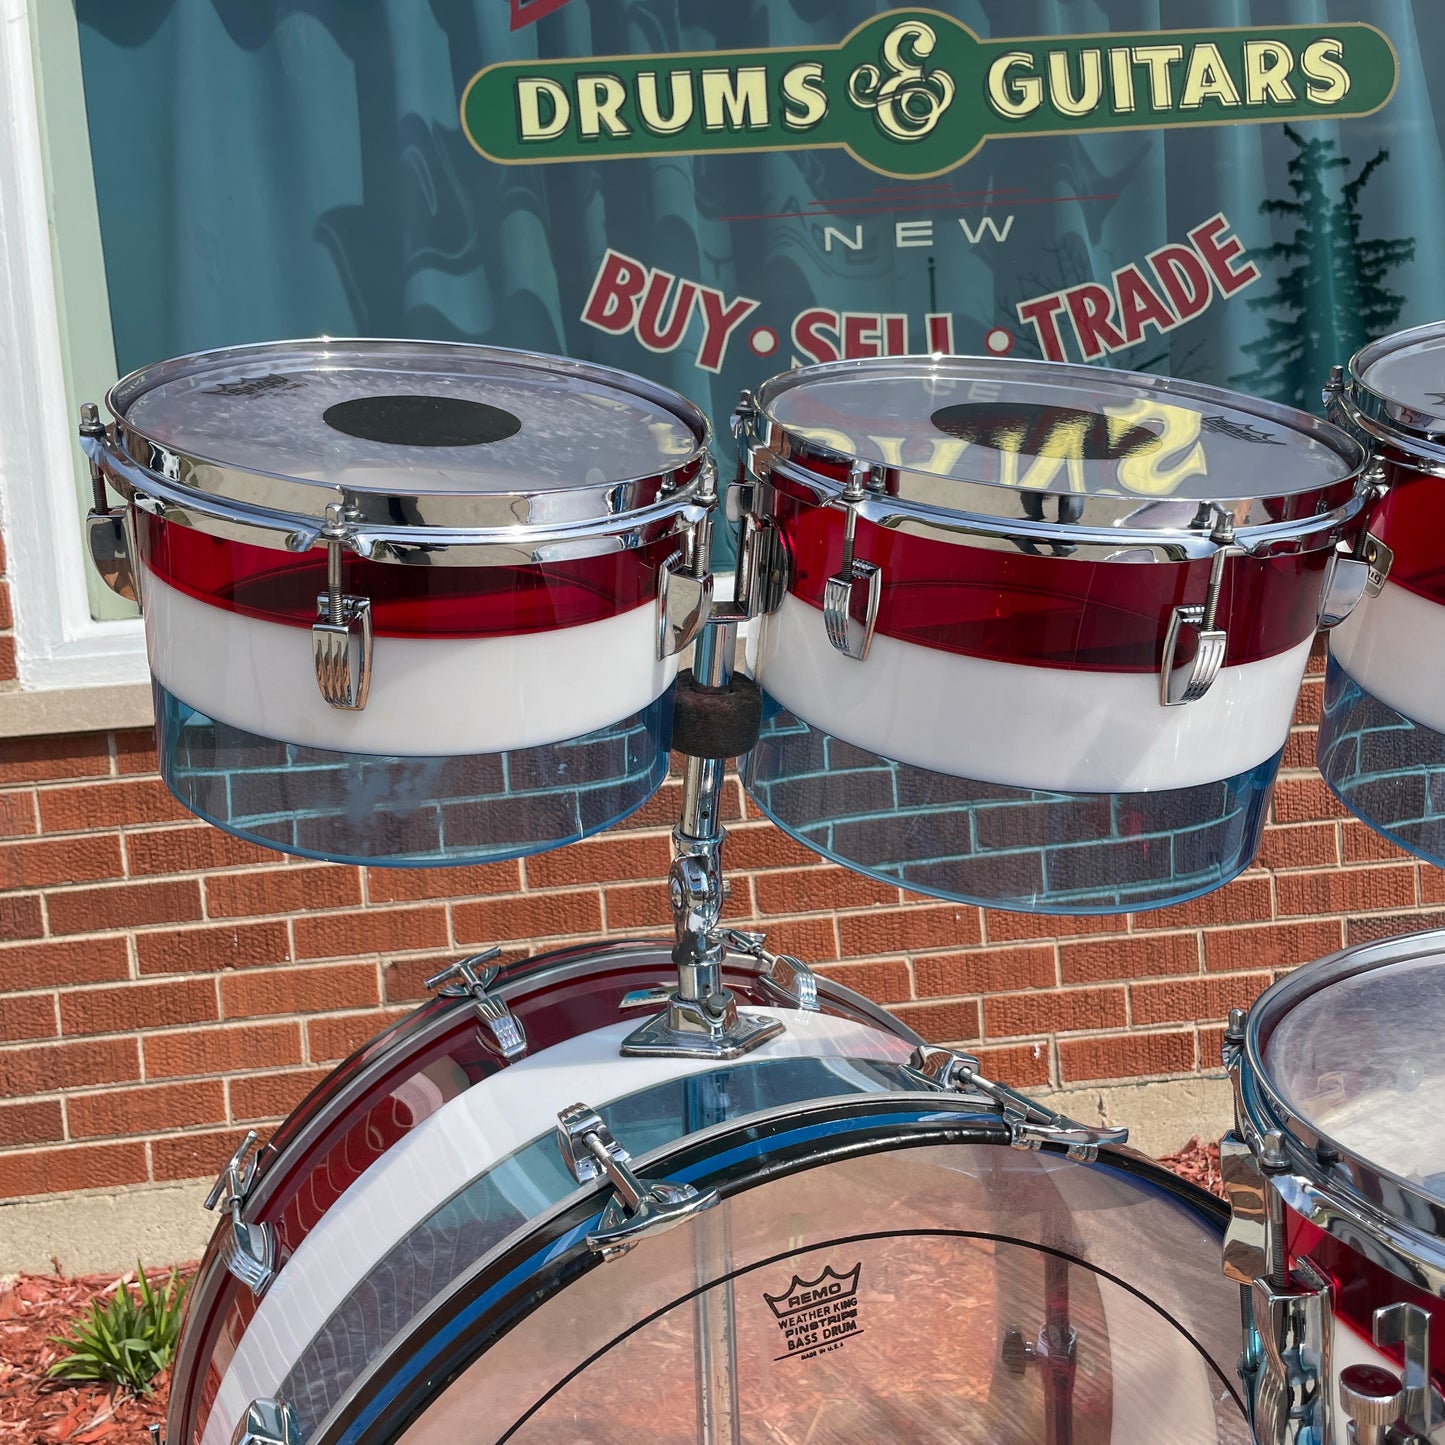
left=72, top=325, right=1445, bottom=1443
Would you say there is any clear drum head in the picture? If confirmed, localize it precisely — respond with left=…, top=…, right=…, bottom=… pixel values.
left=109, top=339, right=707, bottom=530
left=1262, top=948, right=1445, bottom=1205
left=755, top=354, right=1362, bottom=522
left=318, top=1123, right=1246, bottom=1445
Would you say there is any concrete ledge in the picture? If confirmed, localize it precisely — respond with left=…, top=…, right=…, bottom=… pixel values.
left=1032, top=1073, right=1233, bottom=1159
left=0, top=1178, right=213, bottom=1274
left=0, top=682, right=153, bottom=738
left=0, top=1075, right=1233, bottom=1274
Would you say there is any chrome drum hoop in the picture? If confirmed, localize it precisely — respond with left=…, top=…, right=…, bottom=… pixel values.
left=1333, top=322, right=1445, bottom=471
left=90, top=444, right=712, bottom=566
left=743, top=442, right=1370, bottom=564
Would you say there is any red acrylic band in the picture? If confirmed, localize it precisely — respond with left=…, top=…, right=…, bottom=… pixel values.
left=1369, top=458, right=1445, bottom=606
left=768, top=480, right=1325, bottom=672
left=137, top=511, right=669, bottom=638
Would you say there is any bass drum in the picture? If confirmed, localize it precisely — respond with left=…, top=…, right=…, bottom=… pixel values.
left=170, top=941, right=1248, bottom=1445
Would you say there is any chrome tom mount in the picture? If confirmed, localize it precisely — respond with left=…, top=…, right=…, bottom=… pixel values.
left=621, top=455, right=791, bottom=1061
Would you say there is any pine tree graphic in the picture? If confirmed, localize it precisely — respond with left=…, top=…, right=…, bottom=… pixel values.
left=1233, top=124, right=1415, bottom=408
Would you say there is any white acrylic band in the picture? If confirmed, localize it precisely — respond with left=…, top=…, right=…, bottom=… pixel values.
left=751, top=594, right=1310, bottom=793
left=203, top=1012, right=915, bottom=1445
left=143, top=569, right=675, bottom=756
left=1330, top=579, right=1445, bottom=735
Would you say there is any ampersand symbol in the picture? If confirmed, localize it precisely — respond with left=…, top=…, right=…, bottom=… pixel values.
left=848, top=21, right=956, bottom=141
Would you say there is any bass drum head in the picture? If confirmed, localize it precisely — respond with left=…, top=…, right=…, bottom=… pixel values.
left=315, top=1112, right=1246, bottom=1445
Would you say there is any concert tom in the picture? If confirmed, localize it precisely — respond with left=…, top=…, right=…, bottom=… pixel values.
left=80, top=340, right=711, bottom=866
left=1225, top=928, right=1445, bottom=1445
left=169, top=938, right=1247, bottom=1445
left=1320, top=322, right=1445, bottom=866
left=733, top=356, right=1369, bottom=915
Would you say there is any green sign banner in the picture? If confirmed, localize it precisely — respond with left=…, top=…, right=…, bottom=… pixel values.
left=462, top=11, right=1398, bottom=178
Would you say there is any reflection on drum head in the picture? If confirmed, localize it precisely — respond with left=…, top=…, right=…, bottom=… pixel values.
left=322, top=394, right=523, bottom=447
left=929, top=402, right=1163, bottom=464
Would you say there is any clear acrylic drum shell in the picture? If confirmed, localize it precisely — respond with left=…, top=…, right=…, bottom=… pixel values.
left=738, top=356, right=1368, bottom=915
left=165, top=940, right=919, bottom=1445
left=92, top=340, right=713, bottom=868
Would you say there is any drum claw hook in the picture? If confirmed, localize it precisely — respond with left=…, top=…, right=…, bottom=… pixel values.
left=556, top=1103, right=719, bottom=1260
left=312, top=502, right=373, bottom=710
left=1161, top=519, right=1239, bottom=707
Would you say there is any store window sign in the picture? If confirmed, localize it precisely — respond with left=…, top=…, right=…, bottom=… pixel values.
left=462, top=12, right=1399, bottom=179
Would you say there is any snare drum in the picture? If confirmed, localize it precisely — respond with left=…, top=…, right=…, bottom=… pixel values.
left=1226, top=929, right=1445, bottom=1445
left=735, top=356, right=1368, bottom=914
left=172, top=939, right=1247, bottom=1445
left=1320, top=323, right=1445, bottom=867
left=81, top=341, right=711, bottom=866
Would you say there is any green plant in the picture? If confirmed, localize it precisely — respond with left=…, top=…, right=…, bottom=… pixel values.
left=47, top=1264, right=189, bottom=1395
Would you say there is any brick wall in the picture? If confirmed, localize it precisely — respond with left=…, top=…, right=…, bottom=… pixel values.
left=1, top=641, right=1441, bottom=1203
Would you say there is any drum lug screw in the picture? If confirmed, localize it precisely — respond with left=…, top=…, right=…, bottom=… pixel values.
left=729, top=389, right=757, bottom=441
left=312, top=502, right=373, bottom=711
left=1322, top=363, right=1346, bottom=409
left=425, top=949, right=527, bottom=1061
left=1374, top=1303, right=1433, bottom=1438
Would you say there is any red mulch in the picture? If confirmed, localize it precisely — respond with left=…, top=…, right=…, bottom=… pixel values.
left=1157, top=1135, right=1224, bottom=1199
left=0, top=1142, right=1224, bottom=1444
left=0, top=1269, right=194, bottom=1445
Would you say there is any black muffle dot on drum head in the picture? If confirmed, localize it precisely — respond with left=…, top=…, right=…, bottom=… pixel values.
left=322, top=394, right=523, bottom=447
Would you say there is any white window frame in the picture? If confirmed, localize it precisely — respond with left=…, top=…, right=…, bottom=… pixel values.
left=0, top=0, right=146, bottom=693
